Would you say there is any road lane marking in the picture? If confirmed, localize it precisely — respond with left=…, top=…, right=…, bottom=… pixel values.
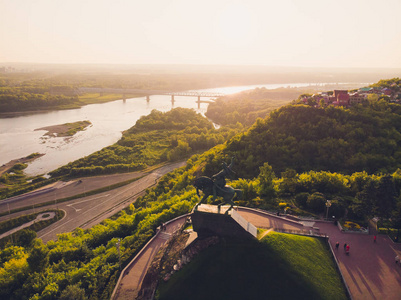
left=39, top=165, right=185, bottom=240
left=66, top=194, right=110, bottom=212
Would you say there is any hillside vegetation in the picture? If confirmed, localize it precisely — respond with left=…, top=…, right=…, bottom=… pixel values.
left=221, top=102, right=401, bottom=177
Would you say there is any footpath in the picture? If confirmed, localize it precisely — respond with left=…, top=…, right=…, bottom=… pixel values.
left=112, top=216, right=187, bottom=300
left=317, top=221, right=401, bottom=300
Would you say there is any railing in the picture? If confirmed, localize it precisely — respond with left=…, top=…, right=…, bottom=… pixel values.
left=78, top=87, right=225, bottom=98
left=165, top=91, right=225, bottom=97
left=327, top=241, right=353, bottom=299
left=258, top=226, right=328, bottom=238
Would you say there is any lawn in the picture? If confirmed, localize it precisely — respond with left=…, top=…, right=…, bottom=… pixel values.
left=156, top=231, right=347, bottom=300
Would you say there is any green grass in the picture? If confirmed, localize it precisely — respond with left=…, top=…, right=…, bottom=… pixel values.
left=156, top=232, right=347, bottom=300
left=57, top=120, right=91, bottom=137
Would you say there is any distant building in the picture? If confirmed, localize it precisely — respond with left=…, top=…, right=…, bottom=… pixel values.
left=359, top=87, right=373, bottom=93
left=332, top=90, right=349, bottom=106
left=300, top=84, right=401, bottom=108
left=382, top=88, right=392, bottom=96
left=313, top=93, right=330, bottom=105
left=349, top=93, right=365, bottom=105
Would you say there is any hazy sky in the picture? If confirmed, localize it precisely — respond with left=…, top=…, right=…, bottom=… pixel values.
left=1, top=0, right=400, bottom=68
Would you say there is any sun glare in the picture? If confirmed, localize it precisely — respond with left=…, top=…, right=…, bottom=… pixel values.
left=216, top=4, right=256, bottom=47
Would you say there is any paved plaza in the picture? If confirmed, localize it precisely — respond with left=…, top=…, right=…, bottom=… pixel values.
left=317, top=221, right=401, bottom=300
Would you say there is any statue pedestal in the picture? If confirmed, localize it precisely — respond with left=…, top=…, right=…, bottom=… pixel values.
left=192, top=204, right=257, bottom=239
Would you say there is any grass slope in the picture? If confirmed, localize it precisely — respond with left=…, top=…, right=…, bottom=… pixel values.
left=157, top=232, right=347, bottom=300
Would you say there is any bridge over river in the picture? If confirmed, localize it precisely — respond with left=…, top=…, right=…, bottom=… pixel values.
left=78, top=87, right=225, bottom=106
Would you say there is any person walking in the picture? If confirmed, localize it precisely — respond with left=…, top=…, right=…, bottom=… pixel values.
left=343, top=243, right=347, bottom=252
left=374, top=235, right=377, bottom=243
left=346, top=244, right=350, bottom=255
left=335, top=242, right=339, bottom=250
left=396, top=255, right=400, bottom=264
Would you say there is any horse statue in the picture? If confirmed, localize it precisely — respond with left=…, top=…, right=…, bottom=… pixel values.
left=193, top=157, right=242, bottom=213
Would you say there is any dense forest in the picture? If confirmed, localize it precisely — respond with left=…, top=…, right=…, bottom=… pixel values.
left=1, top=79, right=401, bottom=299
left=222, top=102, right=401, bottom=177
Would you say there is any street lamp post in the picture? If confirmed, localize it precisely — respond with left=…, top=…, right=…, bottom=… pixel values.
left=325, top=200, right=332, bottom=220
left=116, top=238, right=121, bottom=271
left=55, top=191, right=58, bottom=220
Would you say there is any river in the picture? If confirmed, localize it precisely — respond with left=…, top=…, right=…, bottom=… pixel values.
left=0, top=82, right=364, bottom=176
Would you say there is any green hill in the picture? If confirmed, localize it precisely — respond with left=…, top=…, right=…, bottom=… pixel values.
left=220, top=102, right=401, bottom=178
left=157, top=232, right=347, bottom=300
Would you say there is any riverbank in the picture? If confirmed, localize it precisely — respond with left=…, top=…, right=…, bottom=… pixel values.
left=0, top=93, right=140, bottom=118
left=0, top=153, right=45, bottom=177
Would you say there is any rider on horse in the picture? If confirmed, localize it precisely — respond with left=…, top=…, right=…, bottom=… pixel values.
left=211, top=157, right=235, bottom=199
left=193, top=156, right=241, bottom=213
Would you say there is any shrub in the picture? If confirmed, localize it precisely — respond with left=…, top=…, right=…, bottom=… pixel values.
left=343, top=221, right=361, bottom=230
left=278, top=202, right=288, bottom=208
left=306, top=192, right=326, bottom=213
left=295, top=192, right=309, bottom=208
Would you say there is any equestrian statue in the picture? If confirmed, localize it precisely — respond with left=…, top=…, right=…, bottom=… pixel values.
left=193, top=157, right=242, bottom=213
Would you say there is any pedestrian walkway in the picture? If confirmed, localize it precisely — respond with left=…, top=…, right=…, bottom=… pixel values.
left=317, top=222, right=401, bottom=300
left=112, top=216, right=187, bottom=300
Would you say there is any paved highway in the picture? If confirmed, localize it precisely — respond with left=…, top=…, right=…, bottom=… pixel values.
left=0, top=162, right=186, bottom=243
left=0, top=172, right=148, bottom=213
